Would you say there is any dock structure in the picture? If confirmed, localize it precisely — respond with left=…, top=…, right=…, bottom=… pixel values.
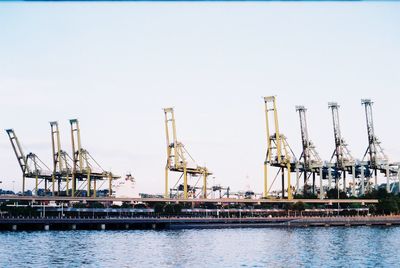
left=295, top=105, right=324, bottom=197
left=6, top=120, right=119, bottom=198
left=3, top=96, right=400, bottom=201
left=1, top=215, right=399, bottom=231
left=0, top=195, right=378, bottom=205
left=263, top=97, right=400, bottom=199
left=163, top=108, right=212, bottom=200
left=328, top=102, right=357, bottom=196
left=263, top=96, right=296, bottom=200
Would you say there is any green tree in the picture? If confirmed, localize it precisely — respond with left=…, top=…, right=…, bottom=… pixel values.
left=292, top=201, right=306, bottom=211
left=153, top=203, right=164, bottom=214
left=163, top=204, right=174, bottom=214
left=134, top=203, right=147, bottom=209
left=89, top=202, right=105, bottom=208
left=326, top=188, right=347, bottom=199
left=377, top=197, right=399, bottom=215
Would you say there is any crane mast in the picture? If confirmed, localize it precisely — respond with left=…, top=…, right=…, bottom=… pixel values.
left=164, top=108, right=211, bottom=199
left=363, top=99, right=377, bottom=168
left=361, top=99, right=388, bottom=189
left=6, top=129, right=52, bottom=195
left=70, top=119, right=82, bottom=197
left=6, top=129, right=28, bottom=193
left=51, top=121, right=73, bottom=196
left=6, top=121, right=118, bottom=197
left=264, top=96, right=294, bottom=199
left=296, top=106, right=310, bottom=171
left=328, top=102, right=356, bottom=194
left=329, top=103, right=344, bottom=168
left=69, top=119, right=119, bottom=197
left=296, top=105, right=322, bottom=195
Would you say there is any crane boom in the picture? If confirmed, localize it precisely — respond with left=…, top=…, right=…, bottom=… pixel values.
left=264, top=96, right=295, bottom=199
left=6, top=129, right=28, bottom=193
left=6, top=129, right=27, bottom=174
left=296, top=105, right=322, bottom=195
left=328, top=102, right=355, bottom=168
left=361, top=99, right=389, bottom=190
left=163, top=107, right=211, bottom=199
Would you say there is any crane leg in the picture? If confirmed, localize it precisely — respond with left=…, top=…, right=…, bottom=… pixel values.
left=281, top=167, right=285, bottom=199
left=203, top=171, right=207, bottom=199
left=94, top=178, right=97, bottom=198
left=319, top=167, right=323, bottom=199
left=165, top=167, right=169, bottom=198
left=287, top=163, right=292, bottom=200
left=58, top=179, right=61, bottom=196
left=72, top=175, right=76, bottom=197
left=343, top=171, right=346, bottom=192
left=352, top=166, right=356, bottom=197
left=264, top=163, right=268, bottom=198
left=312, top=172, right=316, bottom=195
left=35, top=175, right=38, bottom=196
left=87, top=172, right=91, bottom=198
left=66, top=175, right=70, bottom=196
left=52, top=175, right=55, bottom=196
left=183, top=165, right=188, bottom=199
left=109, top=174, right=112, bottom=197
left=22, top=175, right=25, bottom=195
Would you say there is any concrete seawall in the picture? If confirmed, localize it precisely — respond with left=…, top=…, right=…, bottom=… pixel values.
left=1, top=216, right=400, bottom=231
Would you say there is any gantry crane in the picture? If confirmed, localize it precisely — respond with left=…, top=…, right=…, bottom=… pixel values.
left=263, top=96, right=296, bottom=199
left=328, top=102, right=357, bottom=195
left=361, top=99, right=399, bottom=193
left=211, top=185, right=230, bottom=199
left=70, top=119, right=119, bottom=197
left=6, top=129, right=53, bottom=195
left=163, top=108, right=211, bottom=199
left=6, top=120, right=119, bottom=197
left=50, top=121, right=73, bottom=196
left=295, top=105, right=323, bottom=196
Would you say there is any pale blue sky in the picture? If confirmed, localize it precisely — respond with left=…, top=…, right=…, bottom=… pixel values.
left=0, top=2, right=399, bottom=194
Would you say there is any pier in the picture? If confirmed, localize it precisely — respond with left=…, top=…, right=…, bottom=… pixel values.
left=0, top=195, right=378, bottom=205
left=1, top=215, right=399, bottom=231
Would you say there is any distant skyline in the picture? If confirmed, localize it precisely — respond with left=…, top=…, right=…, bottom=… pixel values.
left=0, top=2, right=399, bottom=194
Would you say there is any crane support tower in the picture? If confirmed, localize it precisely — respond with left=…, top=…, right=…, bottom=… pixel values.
left=69, top=119, right=119, bottom=198
left=50, top=121, right=73, bottom=196
left=263, top=96, right=296, bottom=199
left=295, top=105, right=323, bottom=196
left=6, top=121, right=120, bottom=197
left=361, top=99, right=387, bottom=188
left=6, top=129, right=53, bottom=195
left=163, top=107, right=212, bottom=199
left=361, top=99, right=399, bottom=193
left=328, top=102, right=356, bottom=195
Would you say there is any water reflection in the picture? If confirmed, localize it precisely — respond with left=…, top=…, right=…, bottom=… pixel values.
left=0, top=227, right=399, bottom=267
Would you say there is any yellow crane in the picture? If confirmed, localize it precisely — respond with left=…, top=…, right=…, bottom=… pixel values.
left=50, top=121, right=73, bottom=196
left=263, top=96, right=296, bottom=200
left=163, top=108, right=211, bottom=199
left=69, top=119, right=119, bottom=197
left=6, top=129, right=53, bottom=195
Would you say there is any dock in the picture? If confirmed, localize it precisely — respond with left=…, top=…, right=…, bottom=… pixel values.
left=1, top=215, right=399, bottom=231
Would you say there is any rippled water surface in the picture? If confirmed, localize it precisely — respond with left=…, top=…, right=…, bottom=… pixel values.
left=0, top=227, right=399, bottom=267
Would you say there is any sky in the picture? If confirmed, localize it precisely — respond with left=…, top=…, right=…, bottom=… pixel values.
left=0, top=2, right=399, bottom=195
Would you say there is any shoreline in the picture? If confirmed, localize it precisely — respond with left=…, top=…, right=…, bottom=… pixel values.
left=1, top=215, right=400, bottom=231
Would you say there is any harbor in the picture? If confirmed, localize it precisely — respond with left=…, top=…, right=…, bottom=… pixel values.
left=2, top=215, right=400, bottom=231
